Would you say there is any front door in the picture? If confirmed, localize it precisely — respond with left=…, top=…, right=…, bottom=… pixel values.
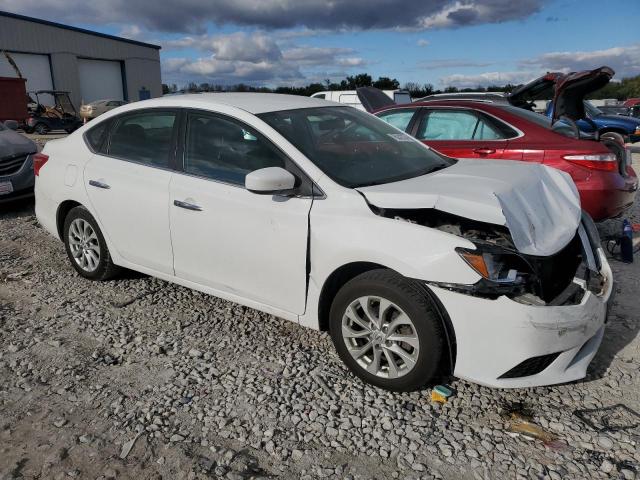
left=169, top=110, right=312, bottom=314
left=83, top=109, right=177, bottom=274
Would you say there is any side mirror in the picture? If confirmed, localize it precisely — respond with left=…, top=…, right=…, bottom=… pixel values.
left=245, top=167, right=296, bottom=195
left=4, top=120, right=19, bottom=131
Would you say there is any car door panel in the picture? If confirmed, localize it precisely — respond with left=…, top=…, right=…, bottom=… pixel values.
left=170, top=176, right=311, bottom=313
left=83, top=109, right=177, bottom=275
left=413, top=108, right=508, bottom=159
left=169, top=110, right=312, bottom=315
left=84, top=155, right=174, bottom=274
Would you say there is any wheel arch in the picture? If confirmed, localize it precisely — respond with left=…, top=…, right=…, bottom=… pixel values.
left=598, top=127, right=627, bottom=136
left=56, top=200, right=82, bottom=239
left=317, top=262, right=457, bottom=375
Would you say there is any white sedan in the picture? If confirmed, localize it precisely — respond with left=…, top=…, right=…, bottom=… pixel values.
left=34, top=93, right=612, bottom=390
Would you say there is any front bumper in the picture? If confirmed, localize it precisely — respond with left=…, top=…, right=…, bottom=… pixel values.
left=0, top=154, right=35, bottom=203
left=429, top=246, right=612, bottom=389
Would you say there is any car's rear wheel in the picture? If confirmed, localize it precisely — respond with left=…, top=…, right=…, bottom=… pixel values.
left=329, top=269, right=444, bottom=391
left=63, top=206, right=120, bottom=280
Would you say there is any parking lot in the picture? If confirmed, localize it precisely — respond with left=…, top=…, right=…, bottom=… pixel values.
left=0, top=142, right=638, bottom=480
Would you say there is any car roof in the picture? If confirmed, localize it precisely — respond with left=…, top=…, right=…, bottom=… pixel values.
left=137, top=93, right=338, bottom=114
left=417, top=92, right=509, bottom=102
left=378, top=99, right=508, bottom=111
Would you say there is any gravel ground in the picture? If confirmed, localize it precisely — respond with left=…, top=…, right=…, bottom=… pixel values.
left=0, top=152, right=639, bottom=480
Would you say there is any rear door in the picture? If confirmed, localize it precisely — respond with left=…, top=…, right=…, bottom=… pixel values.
left=83, top=109, right=177, bottom=274
left=410, top=107, right=517, bottom=159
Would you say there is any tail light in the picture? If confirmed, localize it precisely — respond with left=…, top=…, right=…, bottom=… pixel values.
left=33, top=153, right=49, bottom=176
left=563, top=153, right=618, bottom=172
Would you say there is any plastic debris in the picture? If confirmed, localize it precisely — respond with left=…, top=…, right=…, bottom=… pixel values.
left=430, top=385, right=452, bottom=404
left=501, top=402, right=565, bottom=449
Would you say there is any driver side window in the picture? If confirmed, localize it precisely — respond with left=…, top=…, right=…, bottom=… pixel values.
left=183, top=112, right=286, bottom=186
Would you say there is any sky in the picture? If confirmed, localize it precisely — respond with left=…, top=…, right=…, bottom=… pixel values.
left=1, top=0, right=639, bottom=89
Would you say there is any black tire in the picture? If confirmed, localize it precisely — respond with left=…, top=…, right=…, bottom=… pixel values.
left=329, top=269, right=445, bottom=392
left=34, top=123, right=49, bottom=135
left=23, top=127, right=34, bottom=134
left=63, top=206, right=121, bottom=281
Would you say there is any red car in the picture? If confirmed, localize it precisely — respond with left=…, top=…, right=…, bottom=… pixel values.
left=359, top=91, right=637, bottom=221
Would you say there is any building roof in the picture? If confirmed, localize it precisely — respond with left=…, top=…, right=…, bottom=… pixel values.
left=138, top=92, right=339, bottom=114
left=0, top=10, right=161, bottom=50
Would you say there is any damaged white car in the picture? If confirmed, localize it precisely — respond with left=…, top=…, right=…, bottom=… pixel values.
left=34, top=94, right=612, bottom=391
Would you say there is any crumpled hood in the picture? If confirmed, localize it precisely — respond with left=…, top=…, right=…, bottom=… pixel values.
left=0, top=130, right=37, bottom=159
left=356, top=159, right=582, bottom=256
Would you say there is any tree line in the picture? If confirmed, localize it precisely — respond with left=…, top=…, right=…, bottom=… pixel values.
left=163, top=72, right=640, bottom=100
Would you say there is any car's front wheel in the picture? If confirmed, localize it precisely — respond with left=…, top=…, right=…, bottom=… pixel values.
left=63, top=206, right=120, bottom=281
left=329, top=269, right=445, bottom=391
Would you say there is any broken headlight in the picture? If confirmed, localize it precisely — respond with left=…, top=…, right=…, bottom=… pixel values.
left=456, top=245, right=532, bottom=285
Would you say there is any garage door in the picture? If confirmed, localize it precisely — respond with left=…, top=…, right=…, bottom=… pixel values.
left=78, top=58, right=124, bottom=104
left=0, top=51, right=54, bottom=96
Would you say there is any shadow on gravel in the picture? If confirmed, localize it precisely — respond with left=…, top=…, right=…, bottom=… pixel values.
left=581, top=258, right=640, bottom=383
left=0, top=196, right=35, bottom=219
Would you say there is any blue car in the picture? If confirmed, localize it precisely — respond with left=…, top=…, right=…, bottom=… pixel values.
left=545, top=100, right=640, bottom=143
left=508, top=66, right=640, bottom=143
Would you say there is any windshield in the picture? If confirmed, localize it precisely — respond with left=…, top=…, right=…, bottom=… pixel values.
left=584, top=101, right=602, bottom=117
left=258, top=106, right=453, bottom=188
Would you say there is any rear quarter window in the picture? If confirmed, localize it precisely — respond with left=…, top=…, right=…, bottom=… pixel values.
left=84, top=120, right=110, bottom=153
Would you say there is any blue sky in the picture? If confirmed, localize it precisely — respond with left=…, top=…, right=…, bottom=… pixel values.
left=2, top=0, right=639, bottom=88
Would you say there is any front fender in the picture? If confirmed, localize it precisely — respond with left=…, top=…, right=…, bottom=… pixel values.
left=298, top=193, right=481, bottom=330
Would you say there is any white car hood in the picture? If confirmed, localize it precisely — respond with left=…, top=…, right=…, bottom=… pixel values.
left=356, top=159, right=582, bottom=256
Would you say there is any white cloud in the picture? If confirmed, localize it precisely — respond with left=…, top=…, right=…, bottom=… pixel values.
left=440, top=70, right=539, bottom=88
left=438, top=44, right=640, bottom=88
left=521, top=44, right=640, bottom=78
left=159, top=31, right=366, bottom=85
left=416, top=39, right=430, bottom=47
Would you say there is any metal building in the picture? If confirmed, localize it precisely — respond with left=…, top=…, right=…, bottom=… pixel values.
left=0, top=11, right=161, bottom=108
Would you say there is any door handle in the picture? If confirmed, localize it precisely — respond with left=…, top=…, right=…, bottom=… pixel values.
left=473, top=148, right=496, bottom=155
left=89, top=179, right=110, bottom=189
left=174, top=199, right=202, bottom=211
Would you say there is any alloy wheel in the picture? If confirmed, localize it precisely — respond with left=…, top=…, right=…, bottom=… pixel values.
left=68, top=218, right=101, bottom=272
left=341, top=296, right=420, bottom=379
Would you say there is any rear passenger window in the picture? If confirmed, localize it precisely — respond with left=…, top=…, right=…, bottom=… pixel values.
left=377, top=109, right=417, bottom=132
left=183, top=112, right=286, bottom=186
left=108, top=112, right=176, bottom=168
left=85, top=120, right=110, bottom=153
left=417, top=109, right=517, bottom=140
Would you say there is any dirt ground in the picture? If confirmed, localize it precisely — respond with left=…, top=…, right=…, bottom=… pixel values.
left=0, top=152, right=639, bottom=480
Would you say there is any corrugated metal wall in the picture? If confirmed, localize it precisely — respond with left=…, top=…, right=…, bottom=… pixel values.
left=0, top=13, right=161, bottom=108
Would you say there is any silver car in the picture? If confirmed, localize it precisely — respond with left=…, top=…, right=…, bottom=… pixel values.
left=0, top=121, right=38, bottom=202
left=80, top=99, right=127, bottom=121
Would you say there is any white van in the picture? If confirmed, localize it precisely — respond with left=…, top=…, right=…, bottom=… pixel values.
left=310, top=90, right=411, bottom=110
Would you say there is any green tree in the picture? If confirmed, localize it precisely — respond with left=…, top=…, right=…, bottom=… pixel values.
left=373, top=77, right=400, bottom=89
